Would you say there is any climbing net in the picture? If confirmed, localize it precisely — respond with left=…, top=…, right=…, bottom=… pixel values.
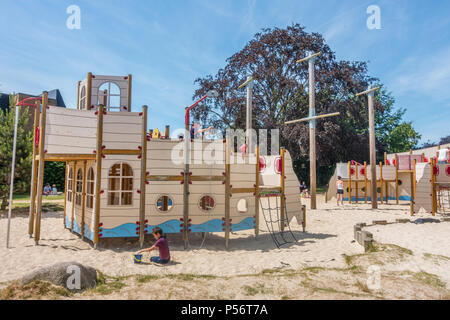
left=259, top=192, right=297, bottom=248
left=437, top=185, right=450, bottom=215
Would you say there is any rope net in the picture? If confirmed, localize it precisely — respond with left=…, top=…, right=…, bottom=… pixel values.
left=259, top=193, right=297, bottom=248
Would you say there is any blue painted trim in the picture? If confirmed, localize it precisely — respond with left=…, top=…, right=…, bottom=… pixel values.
left=84, top=224, right=93, bottom=241
left=73, top=219, right=81, bottom=234
left=148, top=219, right=183, bottom=234
left=231, top=217, right=255, bottom=232
left=189, top=219, right=224, bottom=233
left=101, top=223, right=138, bottom=238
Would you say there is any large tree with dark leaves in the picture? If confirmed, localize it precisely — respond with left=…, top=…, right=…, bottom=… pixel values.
left=192, top=24, right=420, bottom=184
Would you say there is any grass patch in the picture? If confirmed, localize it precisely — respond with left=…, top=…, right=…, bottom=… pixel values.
left=136, top=275, right=159, bottom=283
left=0, top=203, right=64, bottom=216
left=414, top=272, right=447, bottom=290
left=0, top=280, right=72, bottom=300
left=89, top=271, right=127, bottom=295
left=242, top=283, right=271, bottom=296
left=166, top=274, right=217, bottom=281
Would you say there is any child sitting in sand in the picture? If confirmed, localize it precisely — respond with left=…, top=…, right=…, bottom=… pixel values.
left=136, top=227, right=170, bottom=264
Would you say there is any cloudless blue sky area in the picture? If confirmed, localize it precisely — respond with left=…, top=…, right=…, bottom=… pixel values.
left=1, top=0, right=449, bottom=144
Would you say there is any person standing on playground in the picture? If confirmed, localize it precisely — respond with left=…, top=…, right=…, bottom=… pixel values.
left=438, top=147, right=450, bottom=164
left=336, top=176, right=344, bottom=206
left=136, top=227, right=171, bottom=264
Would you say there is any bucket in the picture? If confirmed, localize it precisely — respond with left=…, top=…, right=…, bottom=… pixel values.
left=134, top=254, right=143, bottom=264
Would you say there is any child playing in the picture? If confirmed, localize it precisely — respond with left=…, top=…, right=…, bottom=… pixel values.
left=136, top=227, right=170, bottom=264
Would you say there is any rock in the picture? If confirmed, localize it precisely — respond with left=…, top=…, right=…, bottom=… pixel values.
left=20, top=262, right=97, bottom=292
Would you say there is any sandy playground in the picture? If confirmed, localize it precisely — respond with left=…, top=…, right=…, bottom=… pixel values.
left=1, top=195, right=450, bottom=300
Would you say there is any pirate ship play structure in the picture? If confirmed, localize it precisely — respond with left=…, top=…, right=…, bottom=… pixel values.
left=27, top=73, right=305, bottom=249
left=326, top=144, right=450, bottom=216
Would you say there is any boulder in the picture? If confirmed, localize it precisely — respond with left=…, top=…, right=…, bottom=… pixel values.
left=20, top=262, right=97, bottom=292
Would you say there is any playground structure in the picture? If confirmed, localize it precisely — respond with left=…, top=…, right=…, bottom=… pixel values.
left=26, top=73, right=306, bottom=249
left=326, top=144, right=450, bottom=216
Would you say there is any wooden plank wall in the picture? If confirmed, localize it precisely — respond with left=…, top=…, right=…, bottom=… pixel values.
left=414, top=162, right=433, bottom=214
left=45, top=107, right=97, bottom=154
left=103, top=112, right=143, bottom=150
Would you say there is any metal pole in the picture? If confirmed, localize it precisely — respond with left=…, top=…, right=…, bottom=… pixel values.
left=246, top=76, right=253, bottom=153
left=6, top=104, right=19, bottom=248
left=183, top=114, right=190, bottom=249
left=309, top=56, right=317, bottom=210
left=368, top=90, right=378, bottom=209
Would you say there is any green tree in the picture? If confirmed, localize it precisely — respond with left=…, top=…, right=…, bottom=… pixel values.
left=0, top=95, right=33, bottom=210
left=192, top=24, right=421, bottom=184
left=44, top=162, right=66, bottom=192
left=373, top=86, right=421, bottom=155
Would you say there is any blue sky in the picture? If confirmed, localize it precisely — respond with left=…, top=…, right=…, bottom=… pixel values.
left=0, top=0, right=449, bottom=144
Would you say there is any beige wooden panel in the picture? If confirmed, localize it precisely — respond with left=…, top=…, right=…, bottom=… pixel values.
left=147, top=158, right=184, bottom=169
left=230, top=194, right=256, bottom=218
left=103, top=132, right=142, bottom=143
left=103, top=113, right=143, bottom=125
left=383, top=166, right=396, bottom=181
left=46, top=135, right=97, bottom=149
left=46, top=124, right=97, bottom=138
left=103, top=123, right=141, bottom=135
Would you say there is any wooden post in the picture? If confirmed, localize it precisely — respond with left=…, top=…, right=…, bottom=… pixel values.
left=77, top=81, right=81, bottom=110
left=280, top=148, right=286, bottom=231
left=379, top=162, right=383, bottom=204
left=355, top=163, right=359, bottom=203
left=384, top=152, right=387, bottom=165
left=86, top=72, right=92, bottom=110
left=348, top=162, right=352, bottom=204
left=93, top=105, right=104, bottom=248
left=368, top=92, right=378, bottom=209
left=364, top=162, right=368, bottom=204
left=28, top=102, right=40, bottom=238
left=71, top=161, right=77, bottom=231
left=139, top=106, right=148, bottom=248
left=165, top=125, right=170, bottom=139
left=255, top=145, right=260, bottom=238
left=127, top=74, right=132, bottom=112
left=225, top=138, right=231, bottom=248
left=431, top=158, right=436, bottom=216
left=395, top=154, right=399, bottom=204
left=183, top=119, right=190, bottom=250
left=81, top=160, right=87, bottom=238
left=63, top=162, right=68, bottom=228
left=34, top=92, right=48, bottom=245
left=412, top=159, right=417, bottom=200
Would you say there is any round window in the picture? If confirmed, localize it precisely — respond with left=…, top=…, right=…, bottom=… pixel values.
left=156, top=195, right=173, bottom=212
left=377, top=187, right=381, bottom=193
left=199, top=195, right=215, bottom=212
left=237, top=199, right=248, bottom=213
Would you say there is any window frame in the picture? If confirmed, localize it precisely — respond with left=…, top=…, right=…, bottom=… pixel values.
left=67, top=167, right=73, bottom=203
left=98, top=81, right=121, bottom=112
left=107, top=162, right=134, bottom=207
left=86, top=167, right=95, bottom=209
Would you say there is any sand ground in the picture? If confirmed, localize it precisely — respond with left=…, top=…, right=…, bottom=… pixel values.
left=1, top=195, right=450, bottom=299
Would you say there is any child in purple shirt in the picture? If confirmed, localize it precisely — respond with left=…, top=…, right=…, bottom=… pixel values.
left=137, top=227, right=170, bottom=264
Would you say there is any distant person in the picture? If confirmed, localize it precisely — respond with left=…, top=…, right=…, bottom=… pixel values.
left=300, top=181, right=309, bottom=198
left=136, top=227, right=170, bottom=264
left=438, top=147, right=450, bottom=164
left=52, top=184, right=58, bottom=195
left=43, top=183, right=51, bottom=196
left=336, top=176, right=344, bottom=206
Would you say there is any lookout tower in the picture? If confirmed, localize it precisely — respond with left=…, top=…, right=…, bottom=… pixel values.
left=77, top=72, right=132, bottom=112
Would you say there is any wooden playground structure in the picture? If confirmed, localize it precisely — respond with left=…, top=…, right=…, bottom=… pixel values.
left=326, top=145, right=450, bottom=216
left=26, top=73, right=306, bottom=249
